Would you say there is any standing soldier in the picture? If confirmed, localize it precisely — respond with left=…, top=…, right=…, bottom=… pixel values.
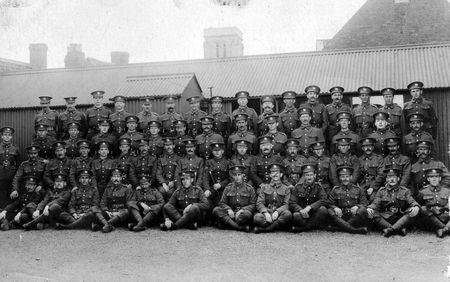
left=358, top=137, right=383, bottom=201
left=184, top=96, right=207, bottom=137
left=300, top=85, right=327, bottom=134
left=92, top=141, right=116, bottom=198
left=161, top=170, right=209, bottom=231
left=289, top=164, right=328, bottom=233
left=403, top=81, right=438, bottom=139
left=91, top=119, right=117, bottom=156
left=173, top=120, right=191, bottom=157
left=85, top=90, right=112, bottom=141
left=368, top=111, right=397, bottom=156
left=114, top=138, right=138, bottom=189
left=308, top=141, right=331, bottom=194
left=0, top=126, right=20, bottom=208
left=282, top=139, right=307, bottom=187
left=109, top=95, right=132, bottom=138
left=232, top=91, right=258, bottom=135
left=132, top=139, right=157, bottom=187
left=43, top=142, right=72, bottom=190
left=136, top=96, right=159, bottom=135
left=367, top=166, right=420, bottom=237
left=402, top=112, right=434, bottom=161
left=325, top=86, right=351, bottom=147
left=253, top=136, right=284, bottom=191
left=279, top=91, right=299, bottom=138
left=69, top=140, right=94, bottom=190
left=175, top=139, right=204, bottom=189
left=292, top=107, right=325, bottom=157
left=58, top=97, right=87, bottom=139
left=253, top=163, right=292, bottom=233
left=121, top=115, right=145, bottom=154
left=156, top=137, right=180, bottom=201
left=212, top=165, right=256, bottom=232
left=195, top=116, right=224, bottom=160
left=146, top=120, right=164, bottom=158
left=210, top=96, right=231, bottom=141
left=257, top=95, right=276, bottom=136
left=32, top=124, right=57, bottom=161
left=329, top=138, right=360, bottom=187
left=11, top=145, right=46, bottom=200
left=380, top=88, right=403, bottom=136
left=159, top=95, right=182, bottom=138
left=330, top=111, right=359, bottom=156
left=227, top=113, right=257, bottom=156
left=63, top=122, right=83, bottom=159
left=34, top=96, right=58, bottom=138
left=230, top=139, right=257, bottom=186
left=327, top=166, right=368, bottom=234
left=263, top=114, right=287, bottom=156
left=352, top=87, right=378, bottom=138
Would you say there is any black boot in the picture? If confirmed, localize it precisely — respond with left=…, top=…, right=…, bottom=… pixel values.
left=331, top=216, right=367, bottom=234
left=129, top=209, right=143, bottom=231
left=222, top=216, right=241, bottom=231
left=264, top=220, right=283, bottom=232
left=103, top=216, right=121, bottom=233
left=1, top=219, right=10, bottom=231
left=23, top=215, right=47, bottom=230
left=59, top=215, right=92, bottom=230
left=134, top=212, right=156, bottom=232
left=373, top=217, right=393, bottom=237
left=392, top=215, right=411, bottom=236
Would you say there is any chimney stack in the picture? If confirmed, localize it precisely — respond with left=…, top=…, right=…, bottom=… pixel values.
left=64, top=44, right=86, bottom=68
left=111, top=51, right=129, bottom=65
left=316, top=39, right=330, bottom=51
left=29, top=43, right=48, bottom=70
left=203, top=27, right=243, bottom=59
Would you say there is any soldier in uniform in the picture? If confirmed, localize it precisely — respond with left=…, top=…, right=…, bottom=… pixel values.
left=195, top=116, right=224, bottom=160
left=253, top=163, right=292, bottom=233
left=63, top=122, right=83, bottom=159
left=0, top=176, right=43, bottom=230
left=158, top=95, right=183, bottom=138
left=327, top=166, right=368, bottom=234
left=210, top=96, right=231, bottom=141
left=10, top=145, right=46, bottom=200
left=411, top=140, right=450, bottom=195
left=132, top=139, right=157, bottom=187
left=289, top=163, right=328, bottom=233
left=109, top=95, right=132, bottom=138
left=173, top=119, right=191, bottom=157
left=156, top=137, right=180, bottom=201
left=263, top=114, right=287, bottom=156
left=292, top=107, right=325, bottom=157
left=69, top=140, right=94, bottom=190
left=230, top=139, right=257, bottom=186
left=127, top=176, right=164, bottom=232
left=416, top=167, right=450, bottom=238
left=43, top=142, right=72, bottom=190
left=55, top=170, right=99, bottom=230
left=34, top=96, right=58, bottom=138
left=32, top=124, right=57, bottom=161
left=232, top=91, right=258, bottom=135
left=91, top=119, right=117, bottom=156
left=402, top=112, right=434, bottom=161
left=0, top=126, right=20, bottom=208
left=368, top=111, right=397, bottom=156
left=227, top=113, right=257, bottom=157
left=330, top=111, right=359, bottom=156
left=136, top=96, right=159, bottom=135
left=300, top=85, right=327, bottom=134
left=367, top=166, right=420, bottom=237
left=282, top=139, right=307, bottom=187
left=98, top=168, right=134, bottom=233
left=212, top=165, right=256, bottom=232
left=352, top=86, right=378, bottom=138
left=23, top=173, right=71, bottom=230
left=58, top=96, right=87, bottom=139
left=308, top=141, right=331, bottom=194
left=121, top=115, right=145, bottom=154
left=257, top=95, right=277, bottom=136
left=147, top=120, right=164, bottom=158
left=114, top=137, right=138, bottom=188
left=161, top=170, right=209, bottom=231
left=325, top=86, right=351, bottom=146
left=175, top=139, right=204, bottom=189
left=403, top=81, right=438, bottom=139
left=279, top=91, right=299, bottom=138
left=253, top=136, right=284, bottom=191
left=329, top=137, right=360, bottom=187
left=85, top=90, right=112, bottom=141
left=92, top=141, right=116, bottom=198
left=357, top=137, right=383, bottom=201
left=380, top=88, right=404, bottom=136
left=184, top=96, right=207, bottom=137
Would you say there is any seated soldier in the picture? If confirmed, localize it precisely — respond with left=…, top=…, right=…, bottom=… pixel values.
left=56, top=170, right=99, bottom=230
left=127, top=176, right=165, bottom=232
left=327, top=166, right=368, bottom=234
left=282, top=139, right=307, bottom=187
left=357, top=137, right=383, bottom=202
left=253, top=163, right=292, bottom=233
left=230, top=138, right=257, bottom=187
left=367, top=165, right=420, bottom=237
left=368, top=111, right=397, bottom=157
left=329, top=137, right=360, bottom=187
left=416, top=167, right=450, bottom=238
left=23, top=173, right=71, bottom=230
left=0, top=176, right=44, bottom=230
left=161, top=170, right=209, bottom=231
left=289, top=164, right=328, bottom=233
left=212, top=165, right=256, bottom=232
left=307, top=141, right=331, bottom=194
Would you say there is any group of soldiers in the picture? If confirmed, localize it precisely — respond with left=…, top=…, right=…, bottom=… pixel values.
left=0, top=81, right=449, bottom=238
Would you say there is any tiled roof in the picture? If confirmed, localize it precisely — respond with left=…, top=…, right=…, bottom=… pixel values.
left=1, top=42, right=450, bottom=108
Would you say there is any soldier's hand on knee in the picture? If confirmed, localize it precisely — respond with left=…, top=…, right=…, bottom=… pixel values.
left=162, top=183, right=170, bottom=192
left=10, top=191, right=18, bottom=199
left=334, top=207, right=343, bottom=218
left=227, top=209, right=235, bottom=219
left=367, top=208, right=374, bottom=218
left=350, top=206, right=359, bottom=215
left=204, top=190, right=211, bottom=198
left=168, top=181, right=174, bottom=188
left=366, top=188, right=373, bottom=196
left=73, top=213, right=80, bottom=219
left=32, top=210, right=40, bottom=219
left=43, top=206, right=49, bottom=216
left=300, top=207, right=310, bottom=218
left=14, top=212, right=21, bottom=223
left=235, top=209, right=243, bottom=219
left=264, top=212, right=272, bottom=223
left=106, top=211, right=113, bottom=218
left=165, top=218, right=173, bottom=228
left=71, top=186, right=78, bottom=193
left=272, top=211, right=279, bottom=221
left=408, top=206, right=420, bottom=217
left=183, top=204, right=192, bottom=215
left=213, top=183, right=221, bottom=191
left=0, top=210, right=6, bottom=220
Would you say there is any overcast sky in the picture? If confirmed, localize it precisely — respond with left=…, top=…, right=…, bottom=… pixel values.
left=0, top=0, right=366, bottom=68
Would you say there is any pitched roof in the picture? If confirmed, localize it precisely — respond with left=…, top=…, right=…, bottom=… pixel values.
left=325, top=0, right=450, bottom=50
left=1, top=42, right=450, bottom=108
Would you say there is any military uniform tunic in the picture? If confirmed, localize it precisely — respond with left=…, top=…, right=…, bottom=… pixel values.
left=184, top=110, right=207, bottom=137
left=368, top=185, right=418, bottom=220
left=289, top=182, right=328, bottom=212
left=403, top=97, right=438, bottom=138
left=308, top=155, right=331, bottom=193
left=211, top=111, right=231, bottom=140
left=133, top=187, right=165, bottom=216
left=175, top=155, right=204, bottom=188
left=203, top=157, right=231, bottom=206
left=253, top=153, right=284, bottom=187
left=218, top=182, right=256, bottom=213
left=264, top=131, right=287, bottom=156
left=34, top=109, right=59, bottom=137
left=329, top=153, right=360, bottom=187
left=411, top=158, right=450, bottom=194
left=325, top=102, right=352, bottom=142
left=402, top=131, right=434, bottom=159
left=0, top=142, right=19, bottom=207
left=367, top=129, right=397, bottom=156
left=227, top=130, right=257, bottom=156
left=85, top=106, right=112, bottom=140
left=68, top=184, right=99, bottom=214
left=110, top=110, right=132, bottom=136
left=100, top=183, right=134, bottom=212
left=132, top=153, right=157, bottom=184
left=63, top=137, right=83, bottom=159
left=330, top=130, right=360, bottom=156
left=69, top=156, right=94, bottom=188
left=174, top=134, right=192, bottom=157
left=282, top=156, right=307, bottom=186
left=278, top=107, right=299, bottom=138
left=2, top=190, right=43, bottom=223
left=43, top=157, right=72, bottom=188
left=156, top=153, right=180, bottom=186
left=292, top=125, right=325, bottom=154
left=255, top=181, right=291, bottom=226
left=136, top=111, right=159, bottom=134
left=358, top=153, right=383, bottom=195
left=114, top=153, right=138, bottom=188
left=195, top=132, right=224, bottom=160
left=158, top=112, right=183, bottom=138
left=381, top=103, right=403, bottom=136
left=352, top=103, right=379, bottom=138
left=300, top=102, right=328, bottom=133
left=58, top=109, right=87, bottom=138
left=11, top=158, right=46, bottom=193
left=147, top=135, right=164, bottom=157
left=32, top=136, right=57, bottom=160
left=230, top=154, right=257, bottom=185
left=232, top=106, right=259, bottom=135
left=92, top=157, right=116, bottom=197
left=328, top=184, right=368, bottom=217
left=417, top=184, right=450, bottom=223
left=121, top=131, right=145, bottom=154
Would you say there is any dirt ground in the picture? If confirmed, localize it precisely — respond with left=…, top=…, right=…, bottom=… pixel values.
left=0, top=227, right=449, bottom=282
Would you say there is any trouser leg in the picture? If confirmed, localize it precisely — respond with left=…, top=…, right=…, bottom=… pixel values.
left=212, top=207, right=240, bottom=230
left=174, top=205, right=201, bottom=229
